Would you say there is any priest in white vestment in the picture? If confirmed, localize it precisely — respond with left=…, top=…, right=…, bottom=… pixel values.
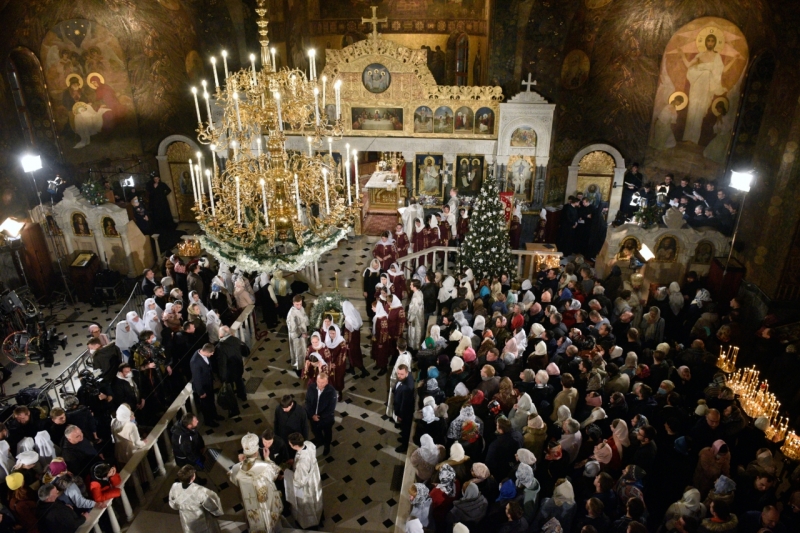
left=286, top=295, right=309, bottom=372
left=407, top=281, right=425, bottom=350
left=229, top=433, right=284, bottom=533
left=285, top=434, right=323, bottom=529
left=169, top=464, right=224, bottom=533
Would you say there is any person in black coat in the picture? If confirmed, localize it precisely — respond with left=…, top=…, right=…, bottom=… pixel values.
left=558, top=196, right=580, bottom=256
left=61, top=425, right=100, bottom=476
left=274, top=394, right=309, bottom=448
left=141, top=269, right=157, bottom=297
left=171, top=412, right=207, bottom=468
left=305, top=373, right=337, bottom=456
left=216, top=326, right=249, bottom=405
left=145, top=173, right=174, bottom=232
left=108, top=363, right=140, bottom=411
left=90, top=339, right=121, bottom=382
left=190, top=343, right=221, bottom=427
left=36, top=483, right=87, bottom=533
left=620, top=163, right=643, bottom=218
left=485, top=416, right=524, bottom=482
left=392, top=364, right=416, bottom=453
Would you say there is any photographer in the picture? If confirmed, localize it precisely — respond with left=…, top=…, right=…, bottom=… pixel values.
left=132, top=329, right=170, bottom=424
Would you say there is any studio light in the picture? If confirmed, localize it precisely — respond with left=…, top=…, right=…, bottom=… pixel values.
left=0, top=217, right=25, bottom=239
left=730, top=170, right=754, bottom=192
left=20, top=154, right=42, bottom=173
left=46, top=176, right=64, bottom=195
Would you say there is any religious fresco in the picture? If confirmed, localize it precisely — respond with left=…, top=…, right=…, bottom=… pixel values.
left=506, top=155, right=535, bottom=201
left=415, top=154, right=444, bottom=199
left=616, top=236, right=640, bottom=261
left=693, top=241, right=714, bottom=264
left=474, top=107, right=494, bottom=135
left=510, top=126, right=537, bottom=147
left=101, top=216, right=119, bottom=237
left=41, top=20, right=142, bottom=163
left=561, top=50, right=590, bottom=89
left=456, top=155, right=484, bottom=196
left=362, top=63, right=391, bottom=93
left=414, top=106, right=434, bottom=133
left=319, top=0, right=488, bottom=25
left=646, top=17, right=749, bottom=177
left=453, top=106, right=474, bottom=133
left=434, top=106, right=454, bottom=134
left=351, top=107, right=404, bottom=131
left=45, top=215, right=62, bottom=236
left=71, top=212, right=91, bottom=236
left=654, top=235, right=679, bottom=262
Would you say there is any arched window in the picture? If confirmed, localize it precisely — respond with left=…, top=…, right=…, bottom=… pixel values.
left=455, top=34, right=469, bottom=86
left=5, top=47, right=61, bottom=160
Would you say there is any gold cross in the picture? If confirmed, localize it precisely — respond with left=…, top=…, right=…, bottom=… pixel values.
left=362, top=6, right=387, bottom=40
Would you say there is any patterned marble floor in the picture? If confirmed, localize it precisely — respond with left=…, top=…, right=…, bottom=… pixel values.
left=8, top=235, right=406, bottom=532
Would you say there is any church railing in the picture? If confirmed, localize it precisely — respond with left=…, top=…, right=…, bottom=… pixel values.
left=76, top=381, right=195, bottom=533
left=231, top=304, right=256, bottom=348
left=395, top=246, right=562, bottom=280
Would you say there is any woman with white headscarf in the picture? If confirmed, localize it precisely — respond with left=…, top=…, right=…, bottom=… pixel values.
left=663, top=488, right=706, bottom=531
left=111, top=404, right=146, bottom=463
left=341, top=300, right=368, bottom=378
left=559, top=418, right=582, bottom=463
left=425, top=325, right=447, bottom=350
left=126, top=311, right=145, bottom=335
left=438, top=276, right=457, bottom=306
left=640, top=306, right=665, bottom=348
left=408, top=483, right=433, bottom=530
left=410, top=434, right=445, bottom=482
left=581, top=407, right=607, bottom=428
left=115, top=321, right=138, bottom=360
left=189, top=291, right=209, bottom=317
left=534, top=479, right=577, bottom=533
left=610, top=418, right=630, bottom=459
left=363, top=258, right=382, bottom=320
left=371, top=298, right=391, bottom=374
left=143, top=309, right=163, bottom=341
left=509, top=393, right=536, bottom=432
left=448, top=405, right=483, bottom=440
left=413, top=265, right=427, bottom=285
left=88, top=324, right=110, bottom=347
left=516, top=462, right=541, bottom=523
left=234, top=278, right=255, bottom=309
left=206, top=309, right=222, bottom=343
left=34, top=431, right=56, bottom=465
left=325, top=323, right=348, bottom=397
left=387, top=263, right=406, bottom=300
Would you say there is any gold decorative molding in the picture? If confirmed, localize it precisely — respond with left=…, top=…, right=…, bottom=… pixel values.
left=578, top=151, right=615, bottom=175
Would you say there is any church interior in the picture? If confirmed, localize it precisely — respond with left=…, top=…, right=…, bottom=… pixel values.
left=1, top=1, right=800, bottom=532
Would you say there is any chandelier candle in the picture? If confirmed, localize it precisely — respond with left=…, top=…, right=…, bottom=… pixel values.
left=206, top=169, right=215, bottom=216
left=308, top=49, right=316, bottom=80
left=203, top=91, right=214, bottom=129
left=250, top=54, right=257, bottom=86
left=189, top=160, right=198, bottom=205
left=313, top=88, right=320, bottom=126
left=191, top=87, right=201, bottom=124
left=221, top=50, right=229, bottom=79
left=334, top=80, right=342, bottom=118
left=260, top=179, right=269, bottom=225
left=322, top=76, right=327, bottom=109
left=234, top=92, right=242, bottom=132
left=211, top=57, right=220, bottom=88
left=270, top=47, right=276, bottom=72
left=294, top=173, right=302, bottom=221
left=328, top=137, right=333, bottom=157
left=345, top=143, right=351, bottom=205
left=353, top=149, right=359, bottom=201
left=307, top=137, right=313, bottom=157
left=195, top=152, right=204, bottom=196
left=236, top=176, right=242, bottom=225
left=274, top=92, right=283, bottom=131
left=323, top=168, right=330, bottom=214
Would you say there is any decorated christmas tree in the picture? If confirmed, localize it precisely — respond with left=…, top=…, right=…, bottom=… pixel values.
left=80, top=179, right=108, bottom=206
left=460, top=174, right=515, bottom=280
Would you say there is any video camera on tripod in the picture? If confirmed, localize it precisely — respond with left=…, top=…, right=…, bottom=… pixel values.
left=1, top=290, right=66, bottom=367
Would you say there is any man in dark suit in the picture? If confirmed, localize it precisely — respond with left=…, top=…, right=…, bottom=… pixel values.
left=392, top=364, right=415, bottom=453
left=216, top=326, right=249, bottom=403
left=141, top=268, right=157, bottom=297
left=190, top=343, right=221, bottom=428
left=305, top=373, right=337, bottom=456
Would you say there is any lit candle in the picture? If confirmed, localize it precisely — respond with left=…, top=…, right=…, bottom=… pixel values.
left=323, top=168, right=330, bottom=214
left=307, top=136, right=313, bottom=157
left=327, top=137, right=333, bottom=157
left=274, top=92, right=283, bottom=131
left=191, top=87, right=201, bottom=123
left=294, top=173, right=302, bottom=220
left=308, top=49, right=316, bottom=80
left=313, top=87, right=320, bottom=126
left=256, top=137, right=262, bottom=156
left=232, top=140, right=238, bottom=161
left=234, top=92, right=242, bottom=132
left=221, top=50, right=229, bottom=80
left=189, top=160, right=198, bottom=204
left=210, top=57, right=219, bottom=88
left=353, top=149, right=359, bottom=200
left=260, top=179, right=269, bottom=225
left=205, top=169, right=215, bottom=216
left=270, top=47, right=277, bottom=72
left=345, top=143, right=351, bottom=205
left=322, top=75, right=327, bottom=109
left=235, top=176, right=242, bottom=225
left=210, top=143, right=218, bottom=178
left=195, top=152, right=204, bottom=196
left=334, top=80, right=342, bottom=118
left=250, top=53, right=257, bottom=85
left=203, top=91, right=214, bottom=129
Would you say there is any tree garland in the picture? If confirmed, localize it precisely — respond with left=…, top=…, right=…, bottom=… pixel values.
left=633, top=204, right=661, bottom=230
left=81, top=179, right=108, bottom=206
left=309, top=292, right=347, bottom=328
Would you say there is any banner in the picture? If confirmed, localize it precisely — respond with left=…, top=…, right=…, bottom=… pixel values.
left=499, top=192, right=514, bottom=224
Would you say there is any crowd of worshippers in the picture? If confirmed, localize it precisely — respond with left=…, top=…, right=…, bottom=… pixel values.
left=388, top=260, right=800, bottom=533
left=613, top=164, right=741, bottom=235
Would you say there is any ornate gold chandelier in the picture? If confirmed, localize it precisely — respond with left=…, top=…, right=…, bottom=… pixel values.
left=187, top=1, right=358, bottom=271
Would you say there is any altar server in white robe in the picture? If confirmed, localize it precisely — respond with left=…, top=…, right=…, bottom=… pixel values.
left=286, top=295, right=309, bottom=372
left=386, top=338, right=413, bottom=421
left=286, top=433, right=323, bottom=529
left=169, top=464, right=224, bottom=533
left=402, top=199, right=425, bottom=245
left=229, top=433, right=284, bottom=533
left=407, top=280, right=426, bottom=351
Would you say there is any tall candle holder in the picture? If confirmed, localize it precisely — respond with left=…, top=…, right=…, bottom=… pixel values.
left=781, top=431, right=800, bottom=461
left=716, top=346, right=739, bottom=373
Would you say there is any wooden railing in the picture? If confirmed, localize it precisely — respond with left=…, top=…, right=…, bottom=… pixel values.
left=231, top=304, right=256, bottom=348
left=76, top=382, right=196, bottom=533
left=395, top=246, right=562, bottom=280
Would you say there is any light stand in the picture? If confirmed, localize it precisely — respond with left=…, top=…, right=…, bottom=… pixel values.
left=723, top=170, right=754, bottom=278
left=0, top=217, right=30, bottom=292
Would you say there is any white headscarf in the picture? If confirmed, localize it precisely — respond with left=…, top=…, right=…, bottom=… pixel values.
left=116, top=403, right=133, bottom=424
left=553, top=479, right=575, bottom=506
left=16, top=437, right=35, bottom=454
left=438, top=276, right=457, bottom=303
left=372, top=300, right=389, bottom=335
left=189, top=291, right=209, bottom=316
left=388, top=263, right=404, bottom=280
left=206, top=309, right=221, bottom=327
left=126, top=311, right=144, bottom=335
left=418, top=434, right=440, bottom=464
left=390, top=295, right=403, bottom=310
left=115, top=321, right=138, bottom=351
left=612, top=419, right=630, bottom=450
left=691, top=289, right=712, bottom=308
left=325, top=324, right=345, bottom=349
left=0, top=441, right=13, bottom=476
left=430, top=325, right=441, bottom=343
left=414, top=265, right=427, bottom=285
left=514, top=328, right=528, bottom=353
left=144, top=298, right=164, bottom=317
left=342, top=300, right=363, bottom=331
left=422, top=405, right=439, bottom=424
left=668, top=281, right=684, bottom=315
left=143, top=310, right=162, bottom=340
left=363, top=258, right=381, bottom=276
left=34, top=431, right=56, bottom=462
left=429, top=215, right=440, bottom=239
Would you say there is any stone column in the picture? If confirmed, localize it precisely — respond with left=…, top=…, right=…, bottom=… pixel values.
left=119, top=232, right=136, bottom=278
left=566, top=165, right=580, bottom=202
left=608, top=167, right=626, bottom=222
